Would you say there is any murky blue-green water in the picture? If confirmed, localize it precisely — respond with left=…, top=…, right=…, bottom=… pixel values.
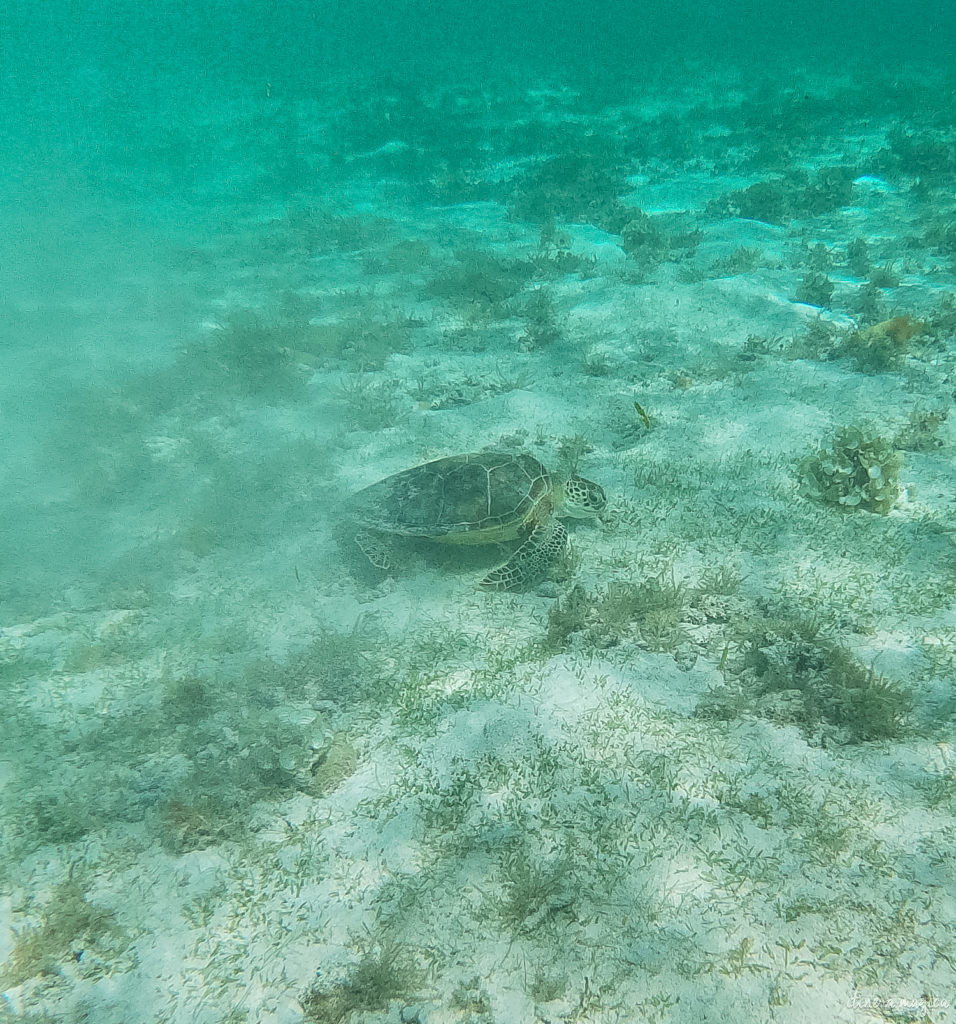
left=1, top=4, right=954, bottom=1022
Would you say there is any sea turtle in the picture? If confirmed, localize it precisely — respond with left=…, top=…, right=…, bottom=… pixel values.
left=351, top=450, right=606, bottom=591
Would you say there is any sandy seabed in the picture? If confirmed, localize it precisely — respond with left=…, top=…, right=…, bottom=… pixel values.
left=1, top=57, right=954, bottom=1024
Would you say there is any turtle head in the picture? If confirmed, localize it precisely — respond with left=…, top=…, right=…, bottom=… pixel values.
left=562, top=475, right=607, bottom=518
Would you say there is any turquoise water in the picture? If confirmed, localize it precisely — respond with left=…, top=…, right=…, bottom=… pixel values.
left=1, top=3, right=954, bottom=1022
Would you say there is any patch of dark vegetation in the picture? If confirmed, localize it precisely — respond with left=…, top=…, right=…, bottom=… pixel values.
left=795, top=271, right=834, bottom=309
left=494, top=844, right=575, bottom=933
left=708, top=165, right=857, bottom=225
left=786, top=314, right=935, bottom=373
left=920, top=212, right=956, bottom=260
left=7, top=623, right=388, bottom=857
left=301, top=941, right=421, bottom=1024
left=544, top=573, right=690, bottom=654
left=619, top=210, right=703, bottom=271
left=170, top=303, right=421, bottom=403
left=506, top=149, right=632, bottom=233
left=158, top=795, right=239, bottom=854
left=518, top=287, right=561, bottom=349
left=738, top=332, right=787, bottom=361
left=876, top=127, right=956, bottom=184
left=867, top=261, right=902, bottom=289
left=892, top=406, right=949, bottom=452
left=21, top=793, right=100, bottom=846
left=711, top=246, right=764, bottom=278
left=425, top=249, right=534, bottom=317
left=697, top=617, right=914, bottom=745
left=271, top=207, right=400, bottom=256
left=427, top=163, right=499, bottom=205
left=848, top=282, right=888, bottom=326
left=383, top=237, right=432, bottom=273
left=846, top=237, right=871, bottom=278
left=530, top=219, right=597, bottom=278
left=839, top=316, right=925, bottom=372
left=0, top=882, right=129, bottom=990
left=333, top=375, right=405, bottom=431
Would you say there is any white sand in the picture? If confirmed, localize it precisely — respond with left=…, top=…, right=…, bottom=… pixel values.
left=1, top=60, right=954, bottom=1024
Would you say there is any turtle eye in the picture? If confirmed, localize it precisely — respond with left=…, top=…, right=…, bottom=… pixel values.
left=585, top=481, right=607, bottom=511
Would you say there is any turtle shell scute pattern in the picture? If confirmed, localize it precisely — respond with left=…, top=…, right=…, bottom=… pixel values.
left=356, top=452, right=553, bottom=538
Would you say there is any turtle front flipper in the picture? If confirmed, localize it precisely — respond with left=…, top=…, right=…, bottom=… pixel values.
left=479, top=519, right=569, bottom=591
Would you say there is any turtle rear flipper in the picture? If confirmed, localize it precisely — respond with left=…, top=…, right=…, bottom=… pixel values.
left=480, top=519, right=569, bottom=591
left=355, top=530, right=394, bottom=571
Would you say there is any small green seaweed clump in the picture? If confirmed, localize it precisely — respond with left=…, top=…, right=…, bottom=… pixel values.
left=518, top=287, right=561, bottom=349
left=619, top=210, right=669, bottom=263
left=800, top=427, right=903, bottom=514
left=846, top=237, right=871, bottom=278
left=425, top=249, right=532, bottom=318
left=159, top=795, right=237, bottom=854
left=795, top=271, right=834, bottom=309
left=544, top=573, right=688, bottom=654
left=619, top=211, right=702, bottom=272
left=838, top=315, right=923, bottom=373
left=893, top=405, right=949, bottom=452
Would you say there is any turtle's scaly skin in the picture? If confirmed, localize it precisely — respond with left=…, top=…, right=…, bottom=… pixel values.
left=352, top=451, right=604, bottom=590
left=478, top=518, right=569, bottom=591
